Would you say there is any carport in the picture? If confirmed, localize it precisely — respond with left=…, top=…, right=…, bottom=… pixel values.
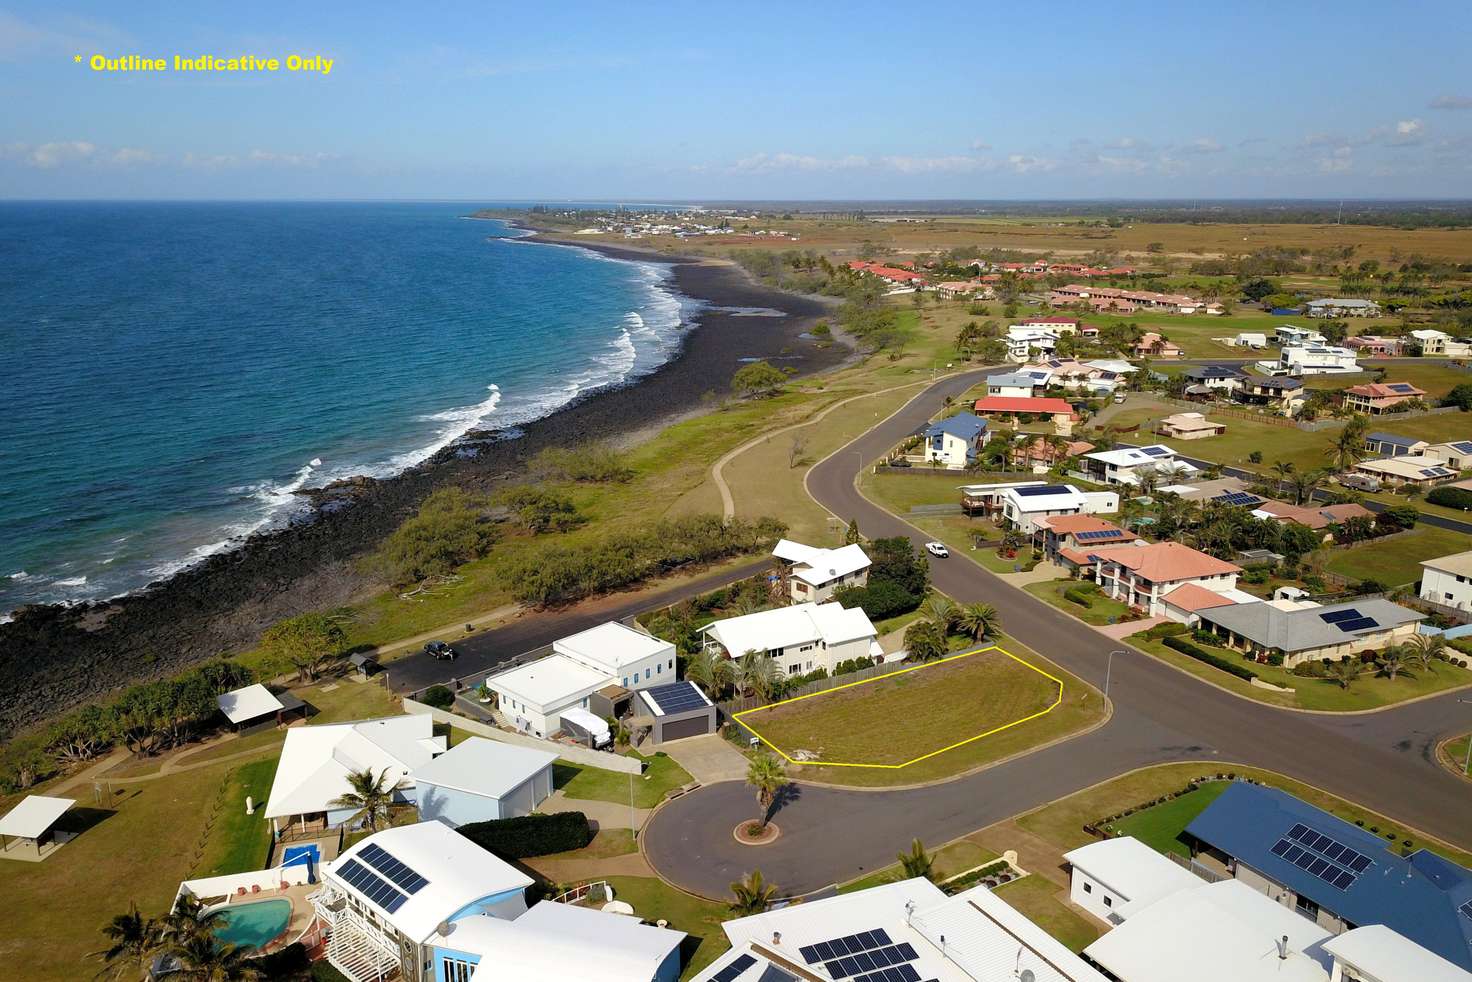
left=0, top=795, right=75, bottom=862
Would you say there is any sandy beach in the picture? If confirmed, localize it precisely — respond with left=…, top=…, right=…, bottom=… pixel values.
left=0, top=225, right=846, bottom=731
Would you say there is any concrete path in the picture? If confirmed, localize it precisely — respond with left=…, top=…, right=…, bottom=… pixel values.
left=659, top=735, right=749, bottom=785
left=542, top=790, right=651, bottom=831
left=1095, top=616, right=1167, bottom=640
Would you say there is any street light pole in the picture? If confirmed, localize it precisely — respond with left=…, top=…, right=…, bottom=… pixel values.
left=1460, top=698, right=1472, bottom=777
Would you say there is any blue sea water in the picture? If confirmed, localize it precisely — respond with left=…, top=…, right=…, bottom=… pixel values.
left=0, top=201, right=692, bottom=614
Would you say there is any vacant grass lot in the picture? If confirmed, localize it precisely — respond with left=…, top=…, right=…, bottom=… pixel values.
left=1128, top=634, right=1472, bottom=711
left=1323, top=525, right=1469, bottom=587
left=742, top=647, right=1060, bottom=768
left=1015, top=762, right=1472, bottom=867
left=1103, top=781, right=1229, bottom=857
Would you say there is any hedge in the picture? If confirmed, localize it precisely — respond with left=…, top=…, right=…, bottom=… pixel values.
left=833, top=579, right=920, bottom=621
left=458, top=811, right=592, bottom=859
left=1163, top=635, right=1258, bottom=681
left=1063, top=587, right=1095, bottom=608
left=1140, top=621, right=1189, bottom=640
left=1427, top=486, right=1472, bottom=510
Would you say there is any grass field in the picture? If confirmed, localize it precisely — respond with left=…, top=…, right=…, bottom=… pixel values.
left=1128, top=634, right=1472, bottom=711
left=1015, top=762, right=1472, bottom=867
left=991, top=875, right=1102, bottom=952
left=837, top=838, right=999, bottom=894
left=1323, top=525, right=1468, bottom=587
left=740, top=646, right=1061, bottom=768
left=1443, top=734, right=1471, bottom=779
left=555, top=750, right=693, bottom=809
left=1102, top=781, right=1229, bottom=857
left=1025, top=580, right=1134, bottom=626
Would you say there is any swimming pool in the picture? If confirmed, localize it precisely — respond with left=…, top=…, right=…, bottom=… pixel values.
left=281, top=843, right=320, bottom=882
left=213, top=898, right=292, bottom=951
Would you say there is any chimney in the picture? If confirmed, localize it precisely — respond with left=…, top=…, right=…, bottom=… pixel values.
left=1276, top=935, right=1289, bottom=960
left=772, top=931, right=781, bottom=946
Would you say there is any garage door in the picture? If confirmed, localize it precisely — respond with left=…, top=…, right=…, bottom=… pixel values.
left=660, top=714, right=710, bottom=742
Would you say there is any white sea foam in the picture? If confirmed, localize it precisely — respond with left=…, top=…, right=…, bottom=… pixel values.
left=54, top=576, right=88, bottom=587
left=8, top=571, right=28, bottom=580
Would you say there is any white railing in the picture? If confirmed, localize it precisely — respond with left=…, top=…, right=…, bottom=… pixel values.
left=552, top=880, right=613, bottom=906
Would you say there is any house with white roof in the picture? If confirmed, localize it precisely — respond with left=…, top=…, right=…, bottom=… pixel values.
left=412, top=737, right=557, bottom=826
left=985, top=371, right=1041, bottom=399
left=1352, top=454, right=1457, bottom=487
left=1420, top=550, right=1472, bottom=612
left=1000, top=484, right=1119, bottom=533
left=1078, top=445, right=1199, bottom=486
left=1306, top=298, right=1382, bottom=318
left=772, top=538, right=871, bottom=603
left=265, top=714, right=446, bottom=837
left=309, top=820, right=685, bottom=982
left=1005, top=326, right=1060, bottom=362
left=1276, top=325, right=1328, bottom=346
left=1410, top=329, right=1472, bottom=357
left=695, top=877, right=1107, bottom=982
left=1260, top=343, right=1359, bottom=376
left=1064, top=836, right=1209, bottom=925
left=700, top=601, right=881, bottom=677
left=485, top=622, right=677, bottom=739
left=1322, top=925, right=1472, bottom=982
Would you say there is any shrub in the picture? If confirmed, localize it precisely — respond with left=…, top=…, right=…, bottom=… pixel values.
left=374, top=487, right=500, bottom=586
left=1163, top=635, right=1258, bottom=681
left=458, top=811, right=592, bottom=859
left=1064, top=587, right=1095, bottom=608
left=833, top=656, right=875, bottom=676
left=834, top=579, right=920, bottom=621
left=422, top=685, right=455, bottom=710
left=1141, top=621, right=1189, bottom=640
left=1427, top=486, right=1472, bottom=510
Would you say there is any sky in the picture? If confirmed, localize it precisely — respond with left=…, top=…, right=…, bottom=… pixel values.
left=3, top=1, right=1471, bottom=200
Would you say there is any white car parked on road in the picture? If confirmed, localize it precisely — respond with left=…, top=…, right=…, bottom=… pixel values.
left=925, top=541, right=949, bottom=558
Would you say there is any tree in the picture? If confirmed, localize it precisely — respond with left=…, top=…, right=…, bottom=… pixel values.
left=329, top=766, right=397, bottom=832
left=1329, top=657, right=1359, bottom=690
left=1442, top=382, right=1472, bottom=411
left=731, top=361, right=788, bottom=399
left=897, top=838, right=936, bottom=882
left=1409, top=633, right=1444, bottom=672
left=1239, top=277, right=1279, bottom=303
left=375, top=487, right=499, bottom=586
left=94, top=903, right=162, bottom=981
left=903, top=620, right=947, bottom=662
left=844, top=519, right=861, bottom=545
left=921, top=595, right=956, bottom=633
left=867, top=537, right=930, bottom=597
left=729, top=869, right=778, bottom=916
left=165, top=933, right=265, bottom=981
left=259, top=611, right=346, bottom=683
left=734, top=651, right=781, bottom=700
left=1287, top=469, right=1327, bottom=506
left=158, top=895, right=226, bottom=951
left=1325, top=417, right=1370, bottom=472
left=1375, top=646, right=1409, bottom=682
left=494, top=485, right=583, bottom=533
left=684, top=648, right=734, bottom=699
left=745, top=753, right=787, bottom=832
left=956, top=602, right=1000, bottom=642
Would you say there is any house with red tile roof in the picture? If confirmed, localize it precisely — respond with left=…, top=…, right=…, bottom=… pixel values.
left=1035, top=515, right=1139, bottom=565
left=1063, top=541, right=1242, bottom=617
left=973, top=395, right=1078, bottom=436
left=1344, top=336, right=1404, bottom=357
left=1341, top=382, right=1426, bottom=414
left=1131, top=332, right=1184, bottom=359
left=1009, top=436, right=1095, bottom=471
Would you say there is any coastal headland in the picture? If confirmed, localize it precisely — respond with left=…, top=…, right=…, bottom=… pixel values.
left=0, top=221, right=843, bottom=732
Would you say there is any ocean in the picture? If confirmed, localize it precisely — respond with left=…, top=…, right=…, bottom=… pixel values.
left=0, top=201, right=693, bottom=615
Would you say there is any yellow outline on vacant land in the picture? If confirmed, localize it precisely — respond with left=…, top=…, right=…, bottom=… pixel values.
left=734, top=644, right=1063, bottom=770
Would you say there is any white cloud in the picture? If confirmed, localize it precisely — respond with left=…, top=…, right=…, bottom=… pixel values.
left=1182, top=137, right=1223, bottom=154
left=727, top=152, right=996, bottom=175
left=0, top=11, right=130, bottom=61
left=1429, top=95, right=1472, bottom=110
left=731, top=152, right=869, bottom=172
left=109, top=147, right=154, bottom=165
left=247, top=149, right=337, bottom=167
left=969, top=139, right=992, bottom=151
left=1006, top=154, right=1056, bottom=174
left=878, top=155, right=995, bottom=174
left=24, top=141, right=96, bottom=168
left=1318, top=146, right=1353, bottom=174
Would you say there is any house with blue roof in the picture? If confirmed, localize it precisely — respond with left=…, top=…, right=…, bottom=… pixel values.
left=922, top=411, right=989, bottom=470
left=1364, top=431, right=1429, bottom=457
left=1184, top=782, right=1472, bottom=971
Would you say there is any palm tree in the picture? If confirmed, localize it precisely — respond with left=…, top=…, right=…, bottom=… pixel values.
left=1287, top=468, right=1327, bottom=506
left=1409, top=633, right=1445, bottom=672
left=1270, top=459, right=1296, bottom=494
left=1329, top=657, right=1359, bottom=690
left=156, top=896, right=225, bottom=952
left=921, top=595, right=956, bottom=633
left=94, top=903, right=162, bottom=981
left=329, top=766, right=397, bottom=832
left=745, top=753, right=787, bottom=831
left=1375, top=646, right=1409, bottom=682
left=1325, top=416, right=1370, bottom=472
left=165, top=934, right=266, bottom=982
left=734, top=651, right=780, bottom=700
left=685, top=648, right=734, bottom=699
left=728, top=869, right=778, bottom=916
left=903, top=620, right=948, bottom=661
left=897, top=839, right=936, bottom=882
left=955, top=602, right=1000, bottom=642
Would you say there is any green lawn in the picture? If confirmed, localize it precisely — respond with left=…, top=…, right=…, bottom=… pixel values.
left=555, top=751, right=693, bottom=809
left=600, top=875, right=731, bottom=980
left=1324, top=525, right=1469, bottom=587
left=1128, top=634, right=1472, bottom=711
left=838, top=838, right=999, bottom=893
left=1443, top=734, right=1472, bottom=779
left=736, top=640, right=1104, bottom=788
left=741, top=646, right=1060, bottom=767
left=1015, top=761, right=1472, bottom=868
left=536, top=828, right=637, bottom=862
left=1025, top=579, right=1135, bottom=626
left=194, top=757, right=279, bottom=876
left=1102, top=782, right=1229, bottom=857
left=991, top=876, right=1102, bottom=952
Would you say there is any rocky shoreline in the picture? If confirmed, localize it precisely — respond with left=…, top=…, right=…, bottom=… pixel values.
left=0, top=223, right=844, bottom=733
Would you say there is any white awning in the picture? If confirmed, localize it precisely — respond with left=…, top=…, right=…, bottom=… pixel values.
left=216, top=683, right=285, bottom=724
left=0, top=795, right=74, bottom=839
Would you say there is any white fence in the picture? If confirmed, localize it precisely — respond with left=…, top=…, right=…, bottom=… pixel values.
left=402, top=698, right=643, bottom=775
left=176, top=862, right=313, bottom=906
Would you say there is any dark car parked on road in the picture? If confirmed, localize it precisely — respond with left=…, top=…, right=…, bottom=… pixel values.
left=423, top=640, right=458, bottom=661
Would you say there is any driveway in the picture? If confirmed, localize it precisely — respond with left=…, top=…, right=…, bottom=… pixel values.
left=659, top=734, right=749, bottom=785
left=642, top=367, right=1472, bottom=900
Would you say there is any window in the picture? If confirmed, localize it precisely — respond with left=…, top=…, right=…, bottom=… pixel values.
left=1103, top=896, right=1112, bottom=908
left=656, top=663, right=662, bottom=675
left=1295, top=896, right=1319, bottom=921
left=644, top=668, right=651, bottom=680
left=442, top=957, right=474, bottom=982
left=1083, top=882, right=1092, bottom=894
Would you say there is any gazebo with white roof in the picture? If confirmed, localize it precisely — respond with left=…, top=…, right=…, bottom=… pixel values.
left=0, top=795, right=76, bottom=861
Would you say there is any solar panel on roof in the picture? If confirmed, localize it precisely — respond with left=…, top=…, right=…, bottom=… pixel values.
left=1271, top=823, right=1375, bottom=892
left=336, top=857, right=412, bottom=914
left=1318, top=609, right=1361, bottom=624
left=1460, top=899, right=1472, bottom=921
left=1076, top=529, right=1122, bottom=541
left=1013, top=485, right=1071, bottom=497
left=1336, top=617, right=1380, bottom=633
left=1388, top=383, right=1415, bottom=392
left=646, top=681, right=708, bottom=715
left=1215, top=491, right=1263, bottom=507
left=712, top=953, right=756, bottom=982
left=1141, top=446, right=1169, bottom=456
left=1451, top=442, right=1472, bottom=454
left=359, top=843, right=430, bottom=895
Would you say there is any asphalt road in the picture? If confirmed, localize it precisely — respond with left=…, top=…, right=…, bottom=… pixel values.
left=643, top=368, right=1472, bottom=899
left=385, top=559, right=770, bottom=694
